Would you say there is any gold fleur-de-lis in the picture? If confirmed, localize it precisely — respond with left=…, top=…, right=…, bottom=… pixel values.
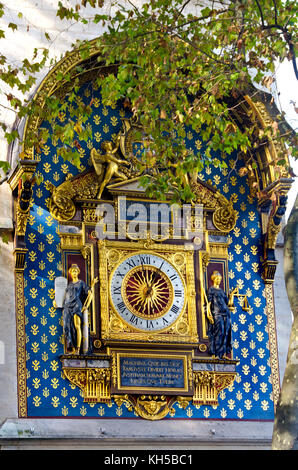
left=48, top=288, right=55, bottom=300
left=45, top=216, right=54, bottom=226
left=42, top=145, right=50, bottom=156
left=37, top=224, right=44, bottom=234
left=51, top=378, right=59, bottom=389
left=94, top=131, right=102, bottom=142
left=38, top=242, right=45, bottom=252
left=42, top=351, right=49, bottom=362
left=70, top=397, right=78, bottom=408
left=61, top=163, right=69, bottom=174
left=30, top=306, right=39, bottom=317
left=93, top=114, right=101, bottom=125
left=36, top=187, right=43, bottom=198
left=52, top=396, right=60, bottom=407
left=47, top=252, right=55, bottom=262
left=41, top=334, right=48, bottom=344
left=33, top=396, right=41, bottom=407
left=110, top=116, right=118, bottom=127
left=47, top=270, right=56, bottom=281
left=29, top=269, right=38, bottom=280
left=39, top=260, right=46, bottom=271
left=52, top=154, right=59, bottom=164
left=53, top=172, right=60, bottom=182
left=30, top=288, right=38, bottom=298
left=49, top=325, right=57, bottom=336
left=43, top=162, right=51, bottom=173
left=32, top=359, right=40, bottom=370
left=31, top=342, right=40, bottom=353
left=28, top=233, right=36, bottom=244
left=49, top=306, right=57, bottom=318
left=50, top=343, right=58, bottom=354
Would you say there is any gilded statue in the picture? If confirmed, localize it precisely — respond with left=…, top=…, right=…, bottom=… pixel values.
left=59, top=264, right=98, bottom=354
left=204, top=271, right=237, bottom=359
left=90, top=136, right=130, bottom=199
left=48, top=135, right=131, bottom=222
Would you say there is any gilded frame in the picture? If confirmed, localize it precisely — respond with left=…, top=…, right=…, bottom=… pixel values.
left=98, top=239, right=198, bottom=345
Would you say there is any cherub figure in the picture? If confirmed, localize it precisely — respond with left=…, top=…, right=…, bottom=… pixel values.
left=91, top=136, right=129, bottom=199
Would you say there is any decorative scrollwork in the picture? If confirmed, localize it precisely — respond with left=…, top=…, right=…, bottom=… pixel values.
left=47, top=171, right=100, bottom=221
left=213, top=203, right=237, bottom=232
left=113, top=394, right=177, bottom=420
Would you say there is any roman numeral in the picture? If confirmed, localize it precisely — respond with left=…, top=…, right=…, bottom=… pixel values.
left=140, top=255, right=151, bottom=265
left=146, top=320, right=154, bottom=329
left=117, top=301, right=126, bottom=313
left=171, top=304, right=180, bottom=314
left=129, top=314, right=139, bottom=325
left=174, top=290, right=183, bottom=297
left=169, top=273, right=177, bottom=281
left=126, top=259, right=136, bottom=268
left=113, top=286, right=121, bottom=295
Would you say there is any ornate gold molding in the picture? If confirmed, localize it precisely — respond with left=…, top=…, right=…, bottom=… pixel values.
left=113, top=394, right=191, bottom=420
left=264, top=284, right=280, bottom=408
left=59, top=232, right=83, bottom=250
left=15, top=271, right=27, bottom=417
left=193, top=371, right=236, bottom=406
left=190, top=179, right=237, bottom=232
left=63, top=367, right=111, bottom=403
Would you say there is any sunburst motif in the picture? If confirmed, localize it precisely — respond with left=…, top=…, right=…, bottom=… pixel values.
left=122, top=266, right=173, bottom=318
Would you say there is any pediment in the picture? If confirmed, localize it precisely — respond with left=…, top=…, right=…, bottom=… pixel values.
left=107, top=177, right=147, bottom=195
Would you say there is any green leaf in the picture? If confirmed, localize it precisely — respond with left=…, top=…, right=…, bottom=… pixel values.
left=8, top=23, right=18, bottom=31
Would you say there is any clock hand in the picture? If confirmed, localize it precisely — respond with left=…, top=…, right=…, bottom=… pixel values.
left=139, top=255, right=149, bottom=287
left=146, top=261, right=164, bottom=296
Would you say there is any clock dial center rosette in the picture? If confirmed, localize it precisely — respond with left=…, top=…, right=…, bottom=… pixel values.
left=110, top=252, right=186, bottom=332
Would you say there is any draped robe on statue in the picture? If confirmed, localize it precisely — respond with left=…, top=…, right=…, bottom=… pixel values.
left=62, top=280, right=90, bottom=351
left=207, top=286, right=232, bottom=359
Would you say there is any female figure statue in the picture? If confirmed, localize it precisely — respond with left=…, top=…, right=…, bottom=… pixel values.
left=62, top=264, right=97, bottom=354
left=206, top=271, right=237, bottom=359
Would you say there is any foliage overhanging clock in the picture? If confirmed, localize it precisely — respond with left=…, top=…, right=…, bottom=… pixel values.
left=99, top=239, right=199, bottom=346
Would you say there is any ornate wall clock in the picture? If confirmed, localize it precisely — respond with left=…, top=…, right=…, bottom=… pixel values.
left=110, top=252, right=186, bottom=332
left=99, top=239, right=198, bottom=346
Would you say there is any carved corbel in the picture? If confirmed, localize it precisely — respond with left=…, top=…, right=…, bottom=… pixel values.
left=15, top=178, right=34, bottom=237
left=193, top=371, right=237, bottom=406
left=260, top=191, right=288, bottom=283
left=63, top=367, right=111, bottom=403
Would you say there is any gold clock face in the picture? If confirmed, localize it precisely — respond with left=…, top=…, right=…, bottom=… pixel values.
left=110, top=252, right=186, bottom=332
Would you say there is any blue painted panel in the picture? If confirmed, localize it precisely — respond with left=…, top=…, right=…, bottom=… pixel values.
left=23, top=80, right=274, bottom=420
